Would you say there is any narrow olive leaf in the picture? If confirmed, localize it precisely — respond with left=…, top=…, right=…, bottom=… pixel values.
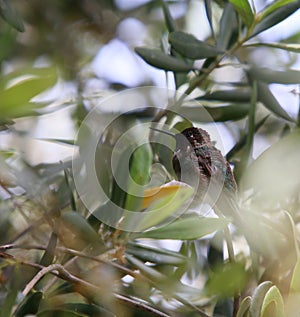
left=245, top=41, right=300, bottom=53
left=290, top=257, right=300, bottom=292
left=135, top=47, right=195, bottom=72
left=261, top=286, right=285, bottom=317
left=250, top=281, right=273, bottom=317
left=15, top=291, right=43, bottom=317
left=59, top=211, right=105, bottom=254
left=251, top=1, right=300, bottom=38
left=169, top=32, right=223, bottom=60
left=234, top=81, right=257, bottom=180
left=197, top=89, right=251, bottom=102
left=0, top=0, right=24, bottom=32
left=237, top=296, right=251, bottom=317
left=126, top=254, right=164, bottom=280
left=39, top=232, right=57, bottom=266
left=229, top=0, right=254, bottom=28
left=180, top=104, right=250, bottom=122
left=126, top=242, right=186, bottom=265
left=138, top=216, right=229, bottom=240
left=259, top=0, right=298, bottom=20
left=217, top=3, right=238, bottom=50
left=131, top=185, right=193, bottom=231
left=161, top=1, right=176, bottom=32
left=125, top=143, right=153, bottom=211
left=206, top=262, right=248, bottom=298
left=249, top=67, right=300, bottom=84
left=256, top=82, right=295, bottom=122
left=227, top=114, right=269, bottom=160
left=0, top=67, right=57, bottom=119
left=204, top=0, right=215, bottom=37
left=61, top=303, right=115, bottom=317
left=1, top=286, right=18, bottom=317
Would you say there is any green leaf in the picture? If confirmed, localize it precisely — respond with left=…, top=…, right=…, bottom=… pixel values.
left=217, top=3, right=238, bottom=50
left=251, top=1, right=300, bottom=38
left=58, top=303, right=115, bottom=317
left=248, top=67, right=300, bottom=84
left=126, top=254, right=164, bottom=280
left=241, top=129, right=300, bottom=204
left=290, top=257, right=300, bottom=292
left=16, top=291, right=43, bottom=317
left=0, top=0, right=24, bottom=32
left=125, top=143, right=153, bottom=211
left=39, top=232, right=57, bottom=266
left=180, top=104, right=250, bottom=122
left=245, top=41, right=300, bottom=53
left=250, top=281, right=273, bottom=317
left=161, top=1, right=176, bottom=32
left=0, top=66, right=57, bottom=119
left=256, top=82, right=294, bottom=122
left=197, top=89, right=251, bottom=102
left=135, top=47, right=195, bottom=72
left=261, top=286, right=285, bottom=317
left=126, top=242, right=186, bottom=265
left=226, top=114, right=270, bottom=160
left=237, top=296, right=251, bottom=317
left=138, top=216, right=229, bottom=240
left=229, top=0, right=254, bottom=28
left=206, top=262, right=248, bottom=298
left=59, top=211, right=105, bottom=254
left=127, top=185, right=194, bottom=231
left=259, top=0, right=299, bottom=19
left=169, top=31, right=222, bottom=60
left=204, top=0, right=215, bottom=37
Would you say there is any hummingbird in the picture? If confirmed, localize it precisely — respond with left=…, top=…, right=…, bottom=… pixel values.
left=150, top=126, right=238, bottom=218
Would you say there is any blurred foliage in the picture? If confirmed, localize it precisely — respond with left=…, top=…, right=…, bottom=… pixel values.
left=1, top=0, right=300, bottom=317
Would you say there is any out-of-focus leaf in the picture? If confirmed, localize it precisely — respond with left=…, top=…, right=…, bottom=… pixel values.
left=249, top=281, right=273, bottom=317
left=56, top=303, right=115, bottom=317
left=0, top=67, right=57, bottom=119
left=245, top=41, right=300, bottom=53
left=0, top=0, right=24, bottom=32
left=15, top=291, right=43, bottom=317
left=237, top=296, right=251, bottom=317
left=259, top=0, right=299, bottom=19
left=290, top=257, right=300, bottom=292
left=37, top=310, right=82, bottom=317
left=126, top=254, right=164, bottom=280
left=180, top=104, right=250, bottom=122
left=125, top=143, right=153, bottom=211
left=229, top=0, right=254, bottom=28
left=197, top=89, right=251, bottom=102
left=241, top=129, right=300, bottom=203
left=161, top=1, right=176, bottom=32
left=58, top=211, right=105, bottom=254
left=248, top=67, right=300, bottom=84
left=261, top=285, right=285, bottom=317
left=204, top=0, right=215, bottom=37
left=256, top=82, right=294, bottom=122
left=206, top=262, right=248, bottom=298
left=169, top=31, right=222, bottom=59
left=135, top=47, right=195, bottom=72
left=226, top=114, right=270, bottom=160
left=217, top=3, right=238, bottom=50
left=126, top=183, right=193, bottom=231
left=1, top=284, right=18, bottom=316
left=37, top=138, right=75, bottom=146
left=234, top=80, right=257, bottom=181
left=251, top=1, right=300, bottom=38
left=126, top=242, right=186, bottom=265
left=39, top=232, right=57, bottom=266
left=138, top=216, right=229, bottom=240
